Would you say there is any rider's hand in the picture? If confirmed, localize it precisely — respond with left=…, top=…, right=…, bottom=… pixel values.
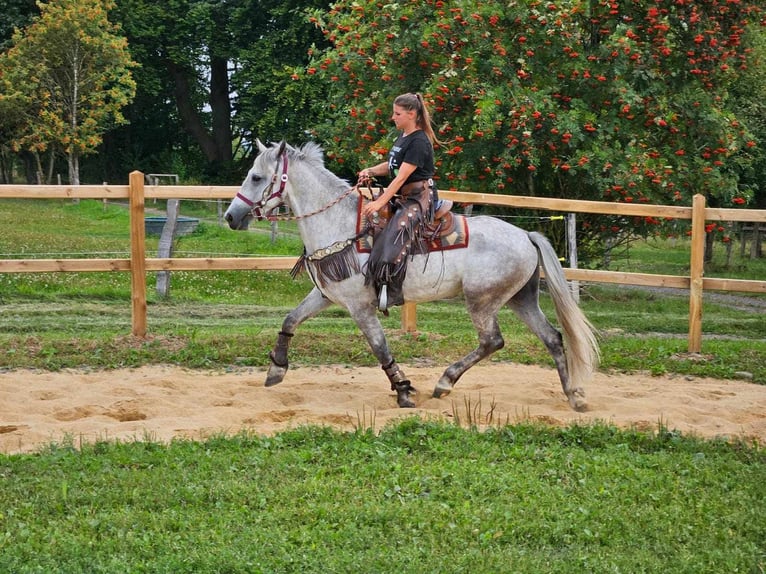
left=361, top=197, right=386, bottom=219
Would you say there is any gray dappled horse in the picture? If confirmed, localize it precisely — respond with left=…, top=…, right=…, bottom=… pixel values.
left=224, top=140, right=599, bottom=411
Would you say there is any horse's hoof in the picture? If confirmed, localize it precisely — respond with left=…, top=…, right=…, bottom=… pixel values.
left=395, top=382, right=417, bottom=408
left=397, top=392, right=416, bottom=408
left=432, top=379, right=453, bottom=399
left=265, top=364, right=287, bottom=387
left=568, top=388, right=588, bottom=412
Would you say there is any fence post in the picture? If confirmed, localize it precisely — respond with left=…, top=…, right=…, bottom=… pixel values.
left=156, top=198, right=180, bottom=298
left=566, top=213, right=580, bottom=303
left=129, top=171, right=148, bottom=337
left=688, top=193, right=706, bottom=353
left=401, top=302, right=417, bottom=333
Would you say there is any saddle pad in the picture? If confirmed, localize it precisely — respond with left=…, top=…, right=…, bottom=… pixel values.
left=355, top=195, right=469, bottom=254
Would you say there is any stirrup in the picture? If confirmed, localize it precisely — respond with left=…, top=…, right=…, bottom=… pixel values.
left=378, top=284, right=388, bottom=312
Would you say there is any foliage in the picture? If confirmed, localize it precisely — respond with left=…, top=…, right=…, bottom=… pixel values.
left=0, top=0, right=37, bottom=50
left=0, top=421, right=764, bottom=572
left=106, top=0, right=331, bottom=184
left=299, top=0, right=764, bottom=258
left=229, top=0, right=332, bottom=150
left=730, top=22, right=766, bottom=209
left=0, top=0, right=136, bottom=185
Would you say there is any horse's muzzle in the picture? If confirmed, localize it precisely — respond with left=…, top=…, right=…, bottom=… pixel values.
left=225, top=212, right=251, bottom=230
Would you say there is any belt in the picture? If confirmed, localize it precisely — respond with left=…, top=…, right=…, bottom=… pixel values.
left=399, top=179, right=434, bottom=197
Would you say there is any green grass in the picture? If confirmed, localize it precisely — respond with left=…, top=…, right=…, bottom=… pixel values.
left=0, top=198, right=764, bottom=382
left=0, top=420, right=764, bottom=573
left=611, top=233, right=766, bottom=281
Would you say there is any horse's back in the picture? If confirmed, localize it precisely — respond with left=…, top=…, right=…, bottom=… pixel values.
left=403, top=215, right=539, bottom=303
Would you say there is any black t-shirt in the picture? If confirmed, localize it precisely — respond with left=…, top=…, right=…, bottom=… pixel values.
left=387, top=130, right=434, bottom=184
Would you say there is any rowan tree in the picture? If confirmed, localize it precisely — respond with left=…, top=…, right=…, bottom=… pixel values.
left=297, top=0, right=764, bottom=260
left=0, top=0, right=136, bottom=184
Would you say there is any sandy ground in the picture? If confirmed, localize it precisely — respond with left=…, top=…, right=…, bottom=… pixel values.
left=1, top=363, right=764, bottom=454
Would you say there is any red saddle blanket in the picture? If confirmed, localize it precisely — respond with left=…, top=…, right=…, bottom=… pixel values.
left=354, top=195, right=469, bottom=254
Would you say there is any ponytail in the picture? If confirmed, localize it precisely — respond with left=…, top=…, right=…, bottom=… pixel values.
left=393, top=92, right=445, bottom=147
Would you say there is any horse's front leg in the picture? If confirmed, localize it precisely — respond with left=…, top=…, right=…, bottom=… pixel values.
left=348, top=303, right=416, bottom=408
left=265, top=287, right=333, bottom=386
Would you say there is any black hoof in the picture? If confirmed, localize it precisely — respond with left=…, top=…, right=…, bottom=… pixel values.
left=395, top=382, right=416, bottom=408
left=264, top=363, right=287, bottom=387
left=397, top=393, right=416, bottom=408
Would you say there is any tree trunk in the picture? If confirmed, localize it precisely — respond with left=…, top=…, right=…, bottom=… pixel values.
left=704, top=230, right=715, bottom=264
left=0, top=151, right=9, bottom=184
left=166, top=58, right=232, bottom=169
left=210, top=55, right=232, bottom=165
left=46, top=148, right=56, bottom=185
left=34, top=152, right=43, bottom=184
left=19, top=151, right=37, bottom=184
left=68, top=150, right=80, bottom=186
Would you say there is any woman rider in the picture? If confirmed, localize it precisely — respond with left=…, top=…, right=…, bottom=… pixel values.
left=358, top=92, right=441, bottom=312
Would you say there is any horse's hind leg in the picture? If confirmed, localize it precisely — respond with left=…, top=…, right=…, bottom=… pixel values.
left=265, top=287, right=333, bottom=386
left=507, top=273, right=587, bottom=411
left=432, top=301, right=505, bottom=398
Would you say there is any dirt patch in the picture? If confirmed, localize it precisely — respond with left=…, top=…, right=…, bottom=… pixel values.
left=1, top=364, right=764, bottom=454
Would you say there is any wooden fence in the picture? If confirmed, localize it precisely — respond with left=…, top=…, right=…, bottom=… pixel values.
left=1, top=171, right=765, bottom=353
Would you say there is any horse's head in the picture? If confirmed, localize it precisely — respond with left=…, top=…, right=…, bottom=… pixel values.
left=224, top=140, right=291, bottom=230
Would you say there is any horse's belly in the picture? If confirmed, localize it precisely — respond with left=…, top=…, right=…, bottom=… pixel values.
left=403, top=266, right=463, bottom=302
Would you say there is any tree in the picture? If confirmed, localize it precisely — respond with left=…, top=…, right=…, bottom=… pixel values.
left=0, top=0, right=39, bottom=182
left=0, top=0, right=136, bottom=184
left=730, top=23, right=766, bottom=210
left=297, top=0, right=764, bottom=262
left=229, top=0, right=331, bottom=150
left=109, top=0, right=330, bottom=183
left=0, top=0, right=38, bottom=49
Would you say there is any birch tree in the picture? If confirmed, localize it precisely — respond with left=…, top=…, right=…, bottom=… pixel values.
left=0, top=0, right=136, bottom=184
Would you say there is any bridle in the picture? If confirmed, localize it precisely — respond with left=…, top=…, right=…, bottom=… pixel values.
left=236, top=152, right=290, bottom=220
left=236, top=151, right=361, bottom=222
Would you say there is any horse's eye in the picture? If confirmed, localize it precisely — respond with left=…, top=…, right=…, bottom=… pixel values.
left=251, top=174, right=262, bottom=183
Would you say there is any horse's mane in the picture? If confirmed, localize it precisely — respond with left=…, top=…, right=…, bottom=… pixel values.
left=293, top=141, right=325, bottom=167
left=276, top=141, right=350, bottom=190
left=259, top=140, right=325, bottom=167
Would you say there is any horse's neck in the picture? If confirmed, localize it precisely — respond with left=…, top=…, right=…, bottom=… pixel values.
left=291, top=169, right=357, bottom=252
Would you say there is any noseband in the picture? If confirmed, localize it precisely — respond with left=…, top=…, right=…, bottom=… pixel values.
left=236, top=152, right=289, bottom=220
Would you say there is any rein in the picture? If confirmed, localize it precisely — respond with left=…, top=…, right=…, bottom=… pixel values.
left=237, top=151, right=374, bottom=288
left=274, top=185, right=359, bottom=222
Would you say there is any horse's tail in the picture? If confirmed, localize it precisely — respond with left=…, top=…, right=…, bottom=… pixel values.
left=528, top=231, right=600, bottom=390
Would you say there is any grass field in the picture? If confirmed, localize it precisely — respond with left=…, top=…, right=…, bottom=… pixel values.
left=1, top=421, right=764, bottom=573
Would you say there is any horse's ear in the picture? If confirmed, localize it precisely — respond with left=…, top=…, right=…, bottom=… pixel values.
left=285, top=142, right=302, bottom=159
left=256, top=139, right=268, bottom=154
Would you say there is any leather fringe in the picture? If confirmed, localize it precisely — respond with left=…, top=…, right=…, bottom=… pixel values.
left=290, top=253, right=307, bottom=280
left=293, top=242, right=361, bottom=287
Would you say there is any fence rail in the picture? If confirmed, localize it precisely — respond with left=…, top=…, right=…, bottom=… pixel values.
left=1, top=171, right=765, bottom=353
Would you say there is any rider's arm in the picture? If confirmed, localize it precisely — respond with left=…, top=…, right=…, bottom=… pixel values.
left=358, top=161, right=389, bottom=180
left=361, top=162, right=417, bottom=218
